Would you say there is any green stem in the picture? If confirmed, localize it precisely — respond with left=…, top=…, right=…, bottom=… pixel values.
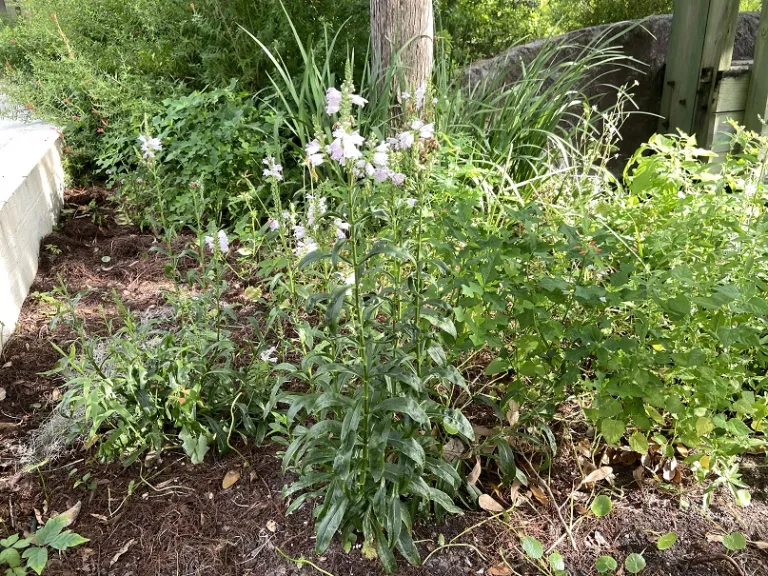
left=414, top=177, right=426, bottom=377
left=349, top=175, right=371, bottom=487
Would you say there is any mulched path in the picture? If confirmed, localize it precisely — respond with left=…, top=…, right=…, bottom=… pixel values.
left=1, top=189, right=767, bottom=576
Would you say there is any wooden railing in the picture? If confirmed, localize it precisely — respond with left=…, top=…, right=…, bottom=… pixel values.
left=0, top=1, right=23, bottom=18
left=661, top=0, right=768, bottom=151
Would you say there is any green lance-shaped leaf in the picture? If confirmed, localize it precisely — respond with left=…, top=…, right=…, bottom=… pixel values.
left=326, top=284, right=351, bottom=327
left=315, top=495, right=349, bottom=554
left=298, top=249, right=332, bottom=270
left=373, top=397, right=429, bottom=426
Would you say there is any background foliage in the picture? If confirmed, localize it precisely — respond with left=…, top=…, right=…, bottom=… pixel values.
left=0, top=0, right=762, bottom=181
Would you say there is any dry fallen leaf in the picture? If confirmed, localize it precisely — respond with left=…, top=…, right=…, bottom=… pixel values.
left=61, top=501, right=81, bottom=527
left=753, top=541, right=768, bottom=550
left=471, top=425, right=500, bottom=438
left=505, top=400, right=520, bottom=427
left=662, top=457, right=678, bottom=482
left=576, top=438, right=591, bottom=457
left=509, top=480, right=522, bottom=504
left=89, top=513, right=109, bottom=523
left=487, top=563, right=513, bottom=576
left=582, top=466, right=613, bottom=485
left=478, top=494, right=505, bottom=513
left=443, top=438, right=465, bottom=463
left=617, top=450, right=639, bottom=466
left=0, top=387, right=6, bottom=402
left=110, top=538, right=136, bottom=566
left=467, top=458, right=482, bottom=486
left=222, top=470, right=241, bottom=490
left=594, top=531, right=609, bottom=547
left=266, top=520, right=277, bottom=533
left=530, top=485, right=550, bottom=505
left=633, top=465, right=644, bottom=486
left=706, top=533, right=724, bottom=543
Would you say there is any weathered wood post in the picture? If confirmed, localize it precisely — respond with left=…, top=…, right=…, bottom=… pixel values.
left=659, top=0, right=741, bottom=140
left=370, top=0, right=434, bottom=90
left=0, top=0, right=7, bottom=15
left=745, top=1, right=768, bottom=134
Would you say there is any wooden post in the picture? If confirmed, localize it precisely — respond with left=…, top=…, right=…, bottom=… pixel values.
left=0, top=0, right=7, bottom=14
left=370, top=0, right=434, bottom=91
left=660, top=1, right=712, bottom=133
left=660, top=0, right=740, bottom=137
left=745, top=1, right=768, bottom=134
left=696, top=0, right=741, bottom=143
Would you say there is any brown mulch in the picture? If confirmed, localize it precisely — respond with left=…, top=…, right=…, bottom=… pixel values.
left=1, top=188, right=768, bottom=575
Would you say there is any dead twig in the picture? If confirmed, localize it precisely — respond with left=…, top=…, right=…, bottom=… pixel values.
left=687, top=554, right=747, bottom=576
left=522, top=454, right=578, bottom=551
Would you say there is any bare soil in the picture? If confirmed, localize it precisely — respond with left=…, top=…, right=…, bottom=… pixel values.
left=1, top=189, right=767, bottom=576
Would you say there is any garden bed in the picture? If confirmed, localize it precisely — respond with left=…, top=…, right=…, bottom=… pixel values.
left=1, top=189, right=768, bottom=576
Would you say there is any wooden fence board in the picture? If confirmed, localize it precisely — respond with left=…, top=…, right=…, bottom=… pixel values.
left=745, top=1, right=768, bottom=134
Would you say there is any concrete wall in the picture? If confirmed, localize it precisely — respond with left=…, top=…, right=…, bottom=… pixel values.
left=465, top=13, right=761, bottom=161
left=0, top=113, right=64, bottom=348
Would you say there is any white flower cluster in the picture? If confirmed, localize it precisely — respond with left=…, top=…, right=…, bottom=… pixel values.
left=260, top=346, right=278, bottom=363
left=306, top=140, right=324, bottom=167
left=138, top=135, right=162, bottom=160
left=299, top=81, right=435, bottom=189
left=263, top=78, right=438, bottom=263
left=306, top=193, right=327, bottom=228
left=325, top=86, right=367, bottom=115
left=289, top=194, right=329, bottom=257
left=263, top=156, right=283, bottom=180
left=402, top=82, right=432, bottom=111
left=204, top=230, right=230, bottom=254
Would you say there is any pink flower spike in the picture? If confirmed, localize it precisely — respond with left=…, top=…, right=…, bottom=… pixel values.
left=419, top=123, right=434, bottom=139
left=397, top=131, right=415, bottom=150
left=391, top=173, right=406, bottom=186
left=326, top=87, right=342, bottom=115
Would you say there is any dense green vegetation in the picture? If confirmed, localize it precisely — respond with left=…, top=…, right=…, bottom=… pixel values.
left=2, top=1, right=768, bottom=573
left=3, top=0, right=759, bottom=180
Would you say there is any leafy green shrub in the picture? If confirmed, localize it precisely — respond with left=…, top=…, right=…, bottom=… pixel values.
left=0, top=0, right=369, bottom=179
left=437, top=0, right=542, bottom=61
left=433, top=127, right=768, bottom=463
left=50, top=238, right=274, bottom=465
left=108, top=82, right=273, bottom=227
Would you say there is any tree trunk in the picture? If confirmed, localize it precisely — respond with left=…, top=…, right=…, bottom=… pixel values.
left=0, top=0, right=7, bottom=15
left=370, top=0, right=434, bottom=91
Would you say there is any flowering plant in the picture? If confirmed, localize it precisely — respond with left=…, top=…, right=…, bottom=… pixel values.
left=260, top=68, right=473, bottom=571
